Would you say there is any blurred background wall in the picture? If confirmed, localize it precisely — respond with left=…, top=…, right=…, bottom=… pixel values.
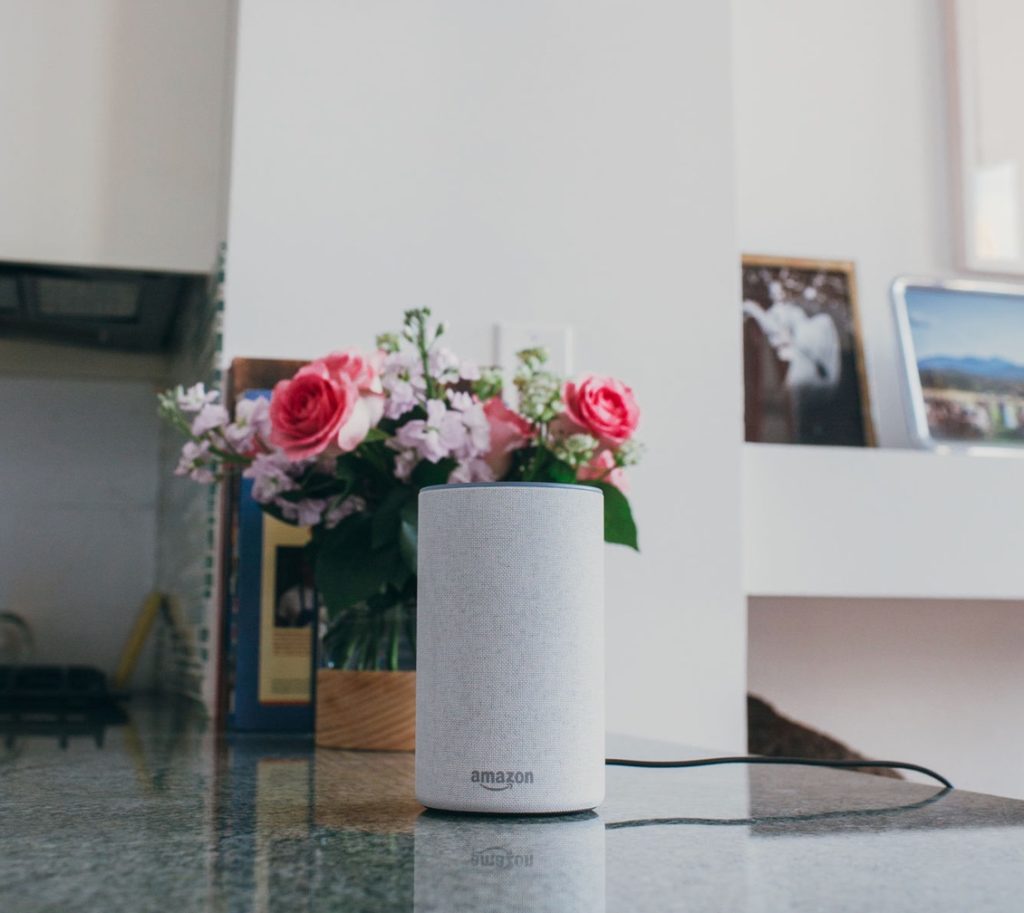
left=222, top=0, right=747, bottom=750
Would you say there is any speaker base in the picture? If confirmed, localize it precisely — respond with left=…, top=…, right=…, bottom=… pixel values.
left=420, top=803, right=599, bottom=818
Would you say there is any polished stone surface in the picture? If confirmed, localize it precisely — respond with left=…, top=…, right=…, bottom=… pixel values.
left=2, top=702, right=1023, bottom=912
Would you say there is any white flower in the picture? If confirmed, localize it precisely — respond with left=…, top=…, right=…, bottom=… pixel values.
left=176, top=383, right=219, bottom=413
left=447, top=390, right=475, bottom=411
left=429, top=346, right=461, bottom=383
left=243, top=452, right=297, bottom=503
left=458, top=400, right=490, bottom=456
left=191, top=403, right=230, bottom=437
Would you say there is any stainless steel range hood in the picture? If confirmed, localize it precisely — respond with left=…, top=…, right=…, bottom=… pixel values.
left=0, top=260, right=207, bottom=353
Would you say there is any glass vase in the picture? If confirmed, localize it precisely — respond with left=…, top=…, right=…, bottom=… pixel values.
left=320, top=598, right=416, bottom=672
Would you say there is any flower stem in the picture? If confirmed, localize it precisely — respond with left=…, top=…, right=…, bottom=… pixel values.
left=408, top=308, right=437, bottom=401
left=389, top=610, right=400, bottom=671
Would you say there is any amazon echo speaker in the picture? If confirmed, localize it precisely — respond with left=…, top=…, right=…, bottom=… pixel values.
left=416, top=482, right=605, bottom=814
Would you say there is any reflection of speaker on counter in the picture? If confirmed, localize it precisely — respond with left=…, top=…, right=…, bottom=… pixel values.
left=414, top=811, right=606, bottom=913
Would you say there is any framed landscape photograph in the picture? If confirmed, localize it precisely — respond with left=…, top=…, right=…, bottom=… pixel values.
left=892, top=276, right=1024, bottom=449
left=741, top=255, right=874, bottom=446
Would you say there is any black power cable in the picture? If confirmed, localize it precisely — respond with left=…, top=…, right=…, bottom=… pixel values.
left=605, top=755, right=953, bottom=790
left=605, top=787, right=953, bottom=830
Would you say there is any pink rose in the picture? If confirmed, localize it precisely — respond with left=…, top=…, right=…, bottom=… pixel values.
left=269, top=370, right=357, bottom=460
left=292, top=350, right=386, bottom=452
left=304, top=349, right=384, bottom=396
left=562, top=374, right=639, bottom=446
left=482, top=397, right=533, bottom=478
left=577, top=449, right=629, bottom=493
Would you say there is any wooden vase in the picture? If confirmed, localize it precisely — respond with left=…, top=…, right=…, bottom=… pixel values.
left=315, top=669, right=416, bottom=751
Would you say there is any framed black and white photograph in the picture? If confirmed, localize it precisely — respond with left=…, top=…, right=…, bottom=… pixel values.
left=892, top=276, right=1024, bottom=449
left=273, top=546, right=316, bottom=629
left=742, top=255, right=874, bottom=446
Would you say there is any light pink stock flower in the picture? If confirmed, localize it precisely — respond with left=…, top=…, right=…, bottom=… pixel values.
left=276, top=498, right=328, bottom=527
left=224, top=397, right=271, bottom=452
left=460, top=407, right=490, bottom=457
left=429, top=346, right=461, bottom=384
left=393, top=399, right=462, bottom=464
left=448, top=392, right=490, bottom=456
left=380, top=349, right=425, bottom=420
left=388, top=395, right=493, bottom=481
left=175, top=441, right=215, bottom=484
left=244, top=452, right=299, bottom=503
left=324, top=495, right=366, bottom=529
left=392, top=448, right=419, bottom=482
left=449, top=458, right=495, bottom=484
left=191, top=403, right=230, bottom=437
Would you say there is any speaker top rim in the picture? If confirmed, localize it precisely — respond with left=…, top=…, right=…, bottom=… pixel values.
left=420, top=481, right=601, bottom=495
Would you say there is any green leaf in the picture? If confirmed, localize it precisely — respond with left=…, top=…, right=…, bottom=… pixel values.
left=411, top=458, right=456, bottom=488
left=283, top=471, right=339, bottom=500
left=317, top=512, right=369, bottom=553
left=333, top=456, right=358, bottom=497
left=544, top=457, right=576, bottom=485
left=316, top=537, right=408, bottom=612
left=384, top=548, right=412, bottom=588
left=583, top=481, right=639, bottom=551
left=371, top=487, right=414, bottom=549
left=362, top=427, right=389, bottom=443
left=399, top=499, right=418, bottom=575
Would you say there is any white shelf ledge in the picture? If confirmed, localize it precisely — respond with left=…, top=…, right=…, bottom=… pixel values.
left=743, top=443, right=1024, bottom=601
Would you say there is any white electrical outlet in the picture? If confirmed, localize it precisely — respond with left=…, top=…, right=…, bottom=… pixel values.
left=494, top=323, right=573, bottom=390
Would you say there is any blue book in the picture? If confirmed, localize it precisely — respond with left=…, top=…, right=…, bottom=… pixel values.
left=230, top=390, right=315, bottom=732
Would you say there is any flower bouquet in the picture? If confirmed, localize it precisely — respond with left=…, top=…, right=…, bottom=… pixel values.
left=159, top=309, right=641, bottom=675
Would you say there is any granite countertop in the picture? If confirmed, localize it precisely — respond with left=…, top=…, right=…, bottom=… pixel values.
left=2, top=702, right=1023, bottom=912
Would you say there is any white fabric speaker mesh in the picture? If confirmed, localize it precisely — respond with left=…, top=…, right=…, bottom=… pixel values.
left=416, top=484, right=605, bottom=814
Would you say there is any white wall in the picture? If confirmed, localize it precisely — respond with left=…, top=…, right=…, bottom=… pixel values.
left=0, top=0, right=233, bottom=272
left=749, top=597, right=1024, bottom=799
left=224, top=0, right=747, bottom=750
left=0, top=376, right=160, bottom=683
left=734, top=1, right=1024, bottom=798
left=733, top=0, right=954, bottom=447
